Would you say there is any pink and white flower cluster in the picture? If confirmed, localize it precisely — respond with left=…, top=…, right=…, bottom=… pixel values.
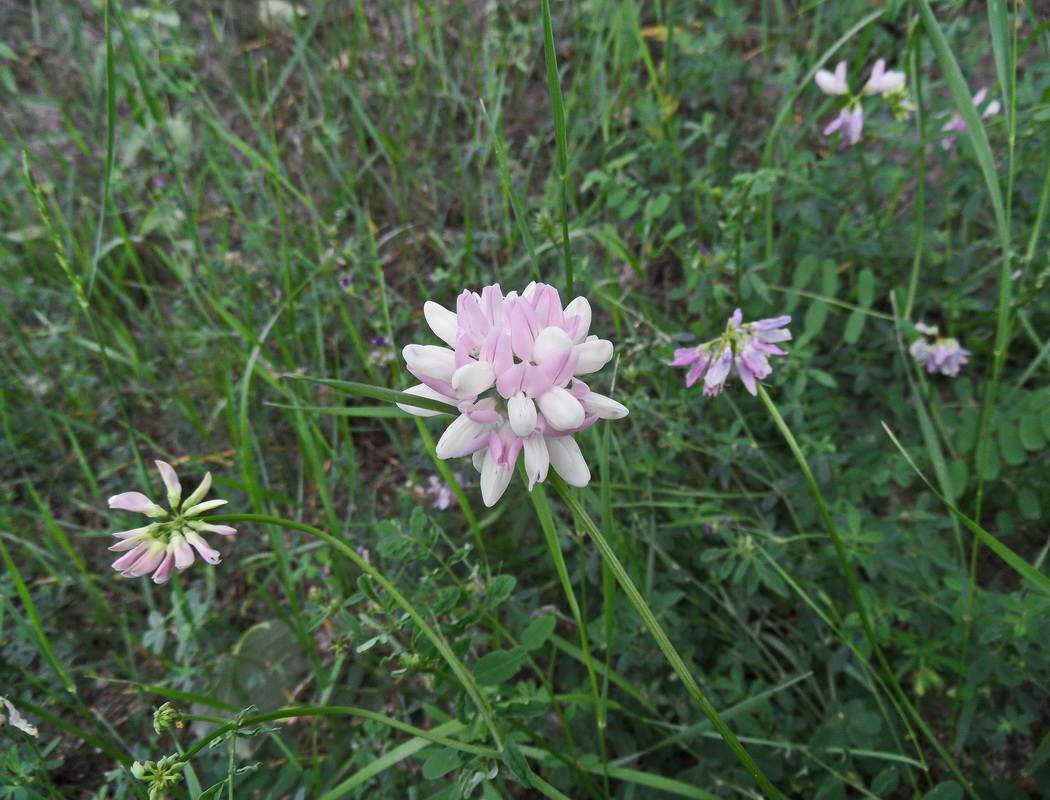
left=939, top=87, right=1001, bottom=149
left=909, top=322, right=970, bottom=377
left=671, top=309, right=792, bottom=396
left=108, top=461, right=236, bottom=583
left=815, top=59, right=907, bottom=144
left=398, top=283, right=629, bottom=506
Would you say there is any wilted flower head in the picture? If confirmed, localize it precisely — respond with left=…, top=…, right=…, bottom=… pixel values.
left=1, top=697, right=39, bottom=738
left=397, top=282, right=629, bottom=506
left=940, top=87, right=1001, bottom=149
left=672, top=309, right=792, bottom=396
left=152, top=702, right=184, bottom=735
left=909, top=323, right=970, bottom=376
left=131, top=754, right=185, bottom=800
left=108, top=461, right=236, bottom=584
left=815, top=59, right=906, bottom=145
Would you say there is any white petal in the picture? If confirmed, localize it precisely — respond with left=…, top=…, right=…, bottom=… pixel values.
left=1, top=698, right=38, bottom=738
left=815, top=62, right=848, bottom=95
left=435, top=414, right=486, bottom=459
left=983, top=99, right=1001, bottom=118
left=184, top=498, right=228, bottom=517
left=573, top=338, right=613, bottom=374
left=424, top=301, right=459, bottom=347
left=584, top=391, right=629, bottom=419
left=532, top=326, right=574, bottom=362
left=537, top=386, right=586, bottom=431
left=196, top=522, right=237, bottom=536
left=480, top=452, right=514, bottom=506
left=563, top=296, right=592, bottom=343
left=396, top=384, right=456, bottom=417
left=154, top=461, right=182, bottom=509
left=402, top=344, right=456, bottom=381
left=508, top=392, right=538, bottom=437
left=108, top=492, right=167, bottom=518
left=546, top=436, right=590, bottom=488
left=522, top=436, right=550, bottom=490
left=451, top=361, right=496, bottom=398
left=182, top=472, right=213, bottom=510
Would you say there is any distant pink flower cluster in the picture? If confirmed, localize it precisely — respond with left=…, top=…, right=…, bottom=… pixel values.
left=672, top=309, right=792, bottom=396
left=425, top=472, right=463, bottom=510
left=909, top=322, right=970, bottom=376
left=398, top=283, right=629, bottom=506
left=109, top=461, right=236, bottom=583
left=814, top=59, right=907, bottom=144
left=940, top=87, right=1001, bottom=149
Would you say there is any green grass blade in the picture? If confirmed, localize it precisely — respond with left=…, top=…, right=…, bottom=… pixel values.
left=539, top=0, right=574, bottom=295
left=881, top=423, right=1050, bottom=597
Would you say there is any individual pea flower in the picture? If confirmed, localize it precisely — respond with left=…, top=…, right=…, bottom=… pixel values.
left=424, top=472, right=462, bottom=510
left=131, top=755, right=185, bottom=800
left=815, top=58, right=906, bottom=145
left=909, top=322, right=970, bottom=376
left=108, top=461, right=236, bottom=584
left=939, top=87, right=1001, bottom=149
left=368, top=335, right=396, bottom=366
left=671, top=309, right=792, bottom=396
left=1, top=697, right=39, bottom=738
left=397, top=283, right=629, bottom=506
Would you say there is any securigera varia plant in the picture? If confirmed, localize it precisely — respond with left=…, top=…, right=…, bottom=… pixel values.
left=398, top=282, right=628, bottom=506
left=108, top=461, right=236, bottom=583
left=672, top=309, right=792, bottom=395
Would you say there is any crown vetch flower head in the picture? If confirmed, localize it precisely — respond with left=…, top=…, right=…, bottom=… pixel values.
left=108, top=461, right=236, bottom=583
left=939, top=87, right=1001, bottom=149
left=815, top=59, right=907, bottom=145
left=909, top=323, right=970, bottom=376
left=398, top=283, right=628, bottom=506
left=672, top=309, right=792, bottom=396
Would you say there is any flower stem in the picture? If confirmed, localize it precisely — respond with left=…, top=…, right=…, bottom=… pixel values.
left=180, top=705, right=500, bottom=764
left=549, top=476, right=788, bottom=800
left=528, top=479, right=610, bottom=797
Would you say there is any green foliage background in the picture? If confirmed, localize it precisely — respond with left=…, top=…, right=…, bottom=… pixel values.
left=1, top=0, right=1049, bottom=798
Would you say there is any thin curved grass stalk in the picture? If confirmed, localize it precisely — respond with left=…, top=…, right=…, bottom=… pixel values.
left=549, top=475, right=790, bottom=800
left=208, top=513, right=504, bottom=749
left=757, top=385, right=980, bottom=800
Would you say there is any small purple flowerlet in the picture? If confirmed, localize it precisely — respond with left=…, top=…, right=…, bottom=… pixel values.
left=909, top=323, right=970, bottom=376
left=397, top=282, right=629, bottom=506
left=108, top=461, right=236, bottom=584
left=425, top=473, right=462, bottom=510
left=672, top=309, right=792, bottom=396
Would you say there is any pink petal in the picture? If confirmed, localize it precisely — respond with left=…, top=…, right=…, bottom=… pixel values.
left=185, top=532, right=221, bottom=565
left=151, top=549, right=178, bottom=584
left=154, top=461, right=182, bottom=508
